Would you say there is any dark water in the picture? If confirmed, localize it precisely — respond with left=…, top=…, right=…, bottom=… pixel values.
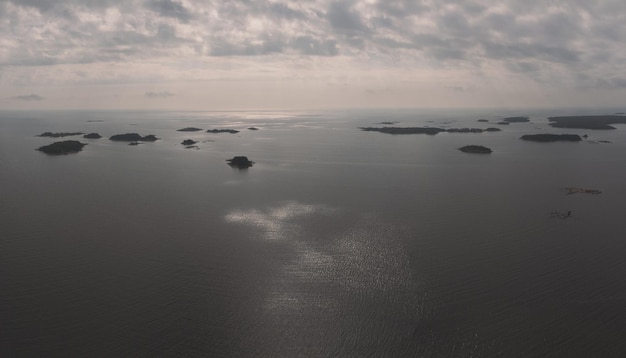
left=2, top=108, right=626, bottom=356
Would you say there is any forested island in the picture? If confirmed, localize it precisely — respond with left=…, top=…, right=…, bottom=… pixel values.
left=37, top=140, right=86, bottom=154
left=207, top=129, right=239, bottom=134
left=110, top=133, right=159, bottom=141
left=548, top=115, right=626, bottom=129
left=361, top=127, right=501, bottom=134
left=37, top=132, right=83, bottom=138
left=458, top=145, right=492, bottom=153
left=520, top=134, right=582, bottom=142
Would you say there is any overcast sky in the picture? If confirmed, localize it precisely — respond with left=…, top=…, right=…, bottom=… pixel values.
left=1, top=0, right=626, bottom=110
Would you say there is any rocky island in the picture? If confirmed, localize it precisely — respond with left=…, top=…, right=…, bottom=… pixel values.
left=38, top=132, right=83, bottom=138
left=520, top=134, right=582, bottom=142
left=83, top=133, right=102, bottom=139
left=248, top=127, right=259, bottom=131
left=181, top=139, right=198, bottom=146
left=548, top=115, right=626, bottom=129
left=207, top=129, right=239, bottom=134
left=177, top=127, right=203, bottom=132
left=484, top=127, right=502, bottom=132
left=37, top=140, right=86, bottom=155
left=458, top=145, right=492, bottom=154
left=109, top=133, right=159, bottom=142
left=227, top=156, right=254, bottom=169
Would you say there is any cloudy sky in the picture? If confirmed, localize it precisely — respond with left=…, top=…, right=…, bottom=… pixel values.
left=1, top=0, right=626, bottom=110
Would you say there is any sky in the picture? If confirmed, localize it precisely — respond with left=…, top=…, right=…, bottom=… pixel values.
left=1, top=0, right=626, bottom=110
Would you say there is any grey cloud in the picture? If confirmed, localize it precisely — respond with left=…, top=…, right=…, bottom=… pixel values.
left=327, top=2, right=369, bottom=35
left=146, top=0, right=192, bottom=22
left=12, top=94, right=45, bottom=101
left=145, top=91, right=174, bottom=98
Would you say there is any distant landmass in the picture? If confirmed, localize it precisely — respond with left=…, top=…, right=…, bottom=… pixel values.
left=37, top=132, right=83, bottom=138
left=37, top=140, right=86, bottom=154
left=110, top=133, right=159, bottom=142
left=548, top=115, right=626, bottom=129
left=458, top=145, right=492, bottom=153
left=83, top=133, right=102, bottom=139
left=520, top=134, right=582, bottom=142
left=361, top=127, right=501, bottom=135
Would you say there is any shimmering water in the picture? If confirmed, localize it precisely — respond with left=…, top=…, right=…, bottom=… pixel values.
left=2, top=108, right=626, bottom=356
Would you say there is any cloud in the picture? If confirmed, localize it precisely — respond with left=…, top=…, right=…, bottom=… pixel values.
left=145, top=91, right=174, bottom=98
left=1, top=0, right=626, bottom=100
left=12, top=94, right=45, bottom=101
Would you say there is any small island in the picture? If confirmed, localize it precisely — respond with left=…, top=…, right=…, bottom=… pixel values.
left=207, top=129, right=239, bottom=134
left=248, top=127, right=259, bottom=131
left=227, top=156, right=254, bottom=169
left=496, top=121, right=510, bottom=125
left=37, top=132, right=83, bottom=138
left=83, top=133, right=102, bottom=139
left=548, top=115, right=626, bottom=130
left=502, top=116, right=530, bottom=123
left=37, top=140, right=86, bottom=155
left=181, top=139, right=197, bottom=146
left=484, top=127, right=501, bottom=132
left=177, top=127, right=203, bottom=132
left=520, top=134, right=582, bottom=142
left=109, top=133, right=159, bottom=142
left=458, top=145, right=492, bottom=154
left=477, top=119, right=489, bottom=122
left=565, top=187, right=602, bottom=195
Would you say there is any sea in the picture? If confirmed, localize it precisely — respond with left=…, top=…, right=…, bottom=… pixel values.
left=1, top=108, right=626, bottom=357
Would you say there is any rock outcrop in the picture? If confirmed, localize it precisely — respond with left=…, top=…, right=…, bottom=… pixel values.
left=227, top=156, right=254, bottom=168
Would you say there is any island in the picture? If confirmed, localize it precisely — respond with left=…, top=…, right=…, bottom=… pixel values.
left=248, top=127, right=259, bottom=130
left=361, top=127, right=501, bottom=135
left=548, top=115, right=626, bottom=129
left=565, top=187, right=602, bottom=195
left=446, top=128, right=484, bottom=133
left=181, top=139, right=197, bottom=146
left=484, top=127, right=502, bottom=132
left=477, top=119, right=489, bottom=122
left=520, top=134, right=582, bottom=142
left=83, top=133, right=102, bottom=139
left=207, top=129, right=239, bottom=134
left=496, top=121, right=510, bottom=125
left=360, top=127, right=445, bottom=135
left=227, top=156, right=254, bottom=169
left=37, top=132, right=83, bottom=138
left=458, top=145, right=492, bottom=154
left=502, top=116, right=530, bottom=123
left=177, top=127, right=203, bottom=132
left=109, top=133, right=159, bottom=142
left=37, top=140, right=86, bottom=155
left=379, top=121, right=398, bottom=125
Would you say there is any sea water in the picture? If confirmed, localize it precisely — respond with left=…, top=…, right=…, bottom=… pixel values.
left=2, top=108, right=626, bottom=356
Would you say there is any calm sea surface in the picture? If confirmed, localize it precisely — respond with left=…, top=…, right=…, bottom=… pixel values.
left=2, top=108, right=626, bottom=357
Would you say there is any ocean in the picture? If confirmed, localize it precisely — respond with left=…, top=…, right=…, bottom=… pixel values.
left=2, top=108, right=626, bottom=356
